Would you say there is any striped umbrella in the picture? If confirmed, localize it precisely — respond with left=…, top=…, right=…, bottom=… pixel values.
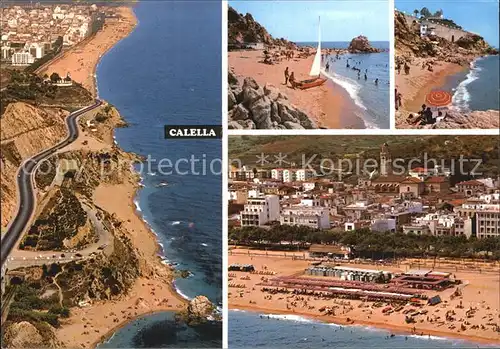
left=425, top=90, right=452, bottom=107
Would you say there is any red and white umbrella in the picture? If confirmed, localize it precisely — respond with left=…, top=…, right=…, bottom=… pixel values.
left=425, top=90, right=452, bottom=107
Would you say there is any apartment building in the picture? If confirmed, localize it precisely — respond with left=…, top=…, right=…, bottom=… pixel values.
left=240, top=194, right=280, bottom=227
left=280, top=206, right=330, bottom=229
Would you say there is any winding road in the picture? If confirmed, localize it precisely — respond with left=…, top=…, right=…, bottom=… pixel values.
left=1, top=100, right=102, bottom=268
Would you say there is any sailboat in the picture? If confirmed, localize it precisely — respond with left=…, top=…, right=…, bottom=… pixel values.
left=297, top=16, right=327, bottom=90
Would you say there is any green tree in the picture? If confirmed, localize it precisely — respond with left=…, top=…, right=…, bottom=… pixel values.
left=420, top=7, right=432, bottom=18
left=50, top=72, right=60, bottom=83
left=413, top=9, right=419, bottom=17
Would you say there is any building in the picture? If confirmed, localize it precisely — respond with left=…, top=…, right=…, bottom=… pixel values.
left=11, top=51, right=34, bottom=65
left=271, top=168, right=284, bottom=181
left=379, top=142, right=392, bottom=176
left=476, top=208, right=500, bottom=238
left=280, top=206, right=330, bottom=229
left=425, top=176, right=450, bottom=193
left=240, top=194, right=280, bottom=227
left=399, top=177, right=424, bottom=198
left=456, top=180, right=486, bottom=196
left=371, top=218, right=396, bottom=232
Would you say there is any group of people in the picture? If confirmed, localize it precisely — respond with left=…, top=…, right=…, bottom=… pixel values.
left=396, top=61, right=411, bottom=75
left=407, top=103, right=442, bottom=126
left=284, top=67, right=298, bottom=88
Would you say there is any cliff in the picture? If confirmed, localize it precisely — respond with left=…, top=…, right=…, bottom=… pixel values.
left=0, top=102, right=69, bottom=228
left=395, top=11, right=497, bottom=61
left=228, top=6, right=296, bottom=49
left=228, top=71, right=316, bottom=129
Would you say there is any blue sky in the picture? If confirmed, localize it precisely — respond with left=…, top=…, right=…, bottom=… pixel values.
left=229, top=1, right=390, bottom=42
left=396, top=1, right=500, bottom=47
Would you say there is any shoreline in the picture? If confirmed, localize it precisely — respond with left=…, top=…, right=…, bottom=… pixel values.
left=45, top=5, right=194, bottom=348
left=38, top=6, right=138, bottom=96
left=229, top=306, right=499, bottom=346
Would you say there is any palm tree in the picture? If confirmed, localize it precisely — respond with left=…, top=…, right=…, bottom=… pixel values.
left=413, top=9, right=419, bottom=18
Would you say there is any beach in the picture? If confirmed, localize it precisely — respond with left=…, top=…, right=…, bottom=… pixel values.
left=228, top=248, right=500, bottom=345
left=229, top=50, right=366, bottom=129
left=37, top=6, right=137, bottom=96
left=395, top=57, right=466, bottom=125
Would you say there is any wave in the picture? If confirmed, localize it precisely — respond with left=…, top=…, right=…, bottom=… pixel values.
left=171, top=221, right=181, bottom=225
left=173, top=281, right=192, bottom=301
left=262, top=314, right=314, bottom=323
left=321, top=69, right=367, bottom=111
left=201, top=243, right=208, bottom=247
left=133, top=199, right=142, bottom=213
left=451, top=58, right=482, bottom=112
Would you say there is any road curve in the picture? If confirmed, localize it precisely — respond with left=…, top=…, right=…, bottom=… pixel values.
left=1, top=99, right=102, bottom=267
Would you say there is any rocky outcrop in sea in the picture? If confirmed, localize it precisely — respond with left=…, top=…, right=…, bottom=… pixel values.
left=228, top=71, right=316, bottom=129
left=348, top=35, right=383, bottom=53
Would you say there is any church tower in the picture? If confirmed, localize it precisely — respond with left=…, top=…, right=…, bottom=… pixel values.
left=380, top=142, right=392, bottom=176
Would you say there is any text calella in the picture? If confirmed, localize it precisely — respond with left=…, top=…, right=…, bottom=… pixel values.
left=164, top=125, right=222, bottom=139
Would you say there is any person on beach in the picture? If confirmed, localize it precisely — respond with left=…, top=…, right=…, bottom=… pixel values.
left=284, top=67, right=289, bottom=85
left=364, top=73, right=367, bottom=81
left=326, top=62, right=330, bottom=72
left=374, top=78, right=379, bottom=85
left=289, top=72, right=296, bottom=89
left=396, top=63, right=401, bottom=75
left=404, top=63, right=410, bottom=75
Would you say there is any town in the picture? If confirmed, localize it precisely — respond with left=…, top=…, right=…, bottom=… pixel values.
left=1, top=4, right=103, bottom=67
left=229, top=142, right=499, bottom=242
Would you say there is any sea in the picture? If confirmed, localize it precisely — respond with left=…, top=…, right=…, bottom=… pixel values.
left=95, top=1, right=222, bottom=347
left=298, top=41, right=390, bottom=129
left=229, top=310, right=496, bottom=349
left=445, top=55, right=500, bottom=113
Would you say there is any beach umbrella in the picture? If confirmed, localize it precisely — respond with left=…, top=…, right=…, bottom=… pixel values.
left=425, top=90, right=452, bottom=107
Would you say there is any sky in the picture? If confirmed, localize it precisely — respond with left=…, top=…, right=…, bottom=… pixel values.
left=396, top=1, right=500, bottom=47
left=229, top=1, right=390, bottom=42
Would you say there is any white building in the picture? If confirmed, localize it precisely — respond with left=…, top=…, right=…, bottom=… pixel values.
left=271, top=168, right=284, bottom=181
left=280, top=206, right=330, bottom=229
left=11, top=51, right=35, bottom=66
left=240, top=194, right=280, bottom=227
left=476, top=208, right=500, bottom=238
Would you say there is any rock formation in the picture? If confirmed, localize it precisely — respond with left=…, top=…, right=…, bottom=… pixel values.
left=348, top=36, right=383, bottom=53
left=228, top=6, right=296, bottom=49
left=2, top=321, right=58, bottom=349
left=228, top=71, right=316, bottom=129
left=396, top=109, right=500, bottom=129
left=395, top=11, right=497, bottom=62
left=175, top=295, right=219, bottom=325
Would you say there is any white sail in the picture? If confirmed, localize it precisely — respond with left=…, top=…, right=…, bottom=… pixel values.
left=309, top=16, right=322, bottom=77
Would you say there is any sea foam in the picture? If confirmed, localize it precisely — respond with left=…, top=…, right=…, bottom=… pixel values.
left=452, top=57, right=482, bottom=112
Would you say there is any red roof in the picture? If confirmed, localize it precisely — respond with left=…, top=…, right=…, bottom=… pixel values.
left=425, top=176, right=447, bottom=184
left=457, top=180, right=484, bottom=186
left=410, top=167, right=429, bottom=173
left=401, top=177, right=423, bottom=184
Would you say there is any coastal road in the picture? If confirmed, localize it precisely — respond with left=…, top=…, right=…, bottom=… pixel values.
left=0, top=99, right=102, bottom=268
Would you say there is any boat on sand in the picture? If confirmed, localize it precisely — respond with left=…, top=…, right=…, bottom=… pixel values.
left=297, top=16, right=327, bottom=90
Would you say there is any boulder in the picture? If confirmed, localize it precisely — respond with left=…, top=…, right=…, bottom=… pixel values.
left=348, top=35, right=383, bottom=53
left=284, top=121, right=305, bottom=129
left=228, top=121, right=243, bottom=129
left=249, top=96, right=272, bottom=129
left=231, top=104, right=250, bottom=121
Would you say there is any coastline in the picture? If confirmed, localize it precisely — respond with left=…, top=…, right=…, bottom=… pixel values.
left=44, top=6, right=192, bottom=348
left=38, top=6, right=138, bottom=96
left=229, top=251, right=500, bottom=346
left=229, top=306, right=499, bottom=346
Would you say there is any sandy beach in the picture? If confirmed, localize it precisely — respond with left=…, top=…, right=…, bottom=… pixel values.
left=229, top=50, right=366, bottom=129
left=395, top=58, right=466, bottom=128
left=38, top=7, right=137, bottom=96
left=228, top=249, right=500, bottom=345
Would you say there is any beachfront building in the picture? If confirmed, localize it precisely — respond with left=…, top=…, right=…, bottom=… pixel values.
left=240, top=193, right=280, bottom=227
left=280, top=206, right=330, bottom=229
left=11, top=51, right=34, bottom=66
left=476, top=208, right=500, bottom=238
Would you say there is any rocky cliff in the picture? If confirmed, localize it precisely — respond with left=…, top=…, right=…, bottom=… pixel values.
left=0, top=102, right=69, bottom=228
left=175, top=295, right=219, bottom=326
left=395, top=11, right=497, bottom=61
left=228, top=71, right=316, bottom=129
left=348, top=36, right=383, bottom=53
left=228, top=6, right=296, bottom=49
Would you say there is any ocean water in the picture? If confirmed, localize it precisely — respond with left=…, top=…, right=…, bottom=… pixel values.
left=95, top=0, right=221, bottom=347
left=446, top=55, right=500, bottom=112
left=298, top=41, right=390, bottom=129
left=229, top=311, right=493, bottom=349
